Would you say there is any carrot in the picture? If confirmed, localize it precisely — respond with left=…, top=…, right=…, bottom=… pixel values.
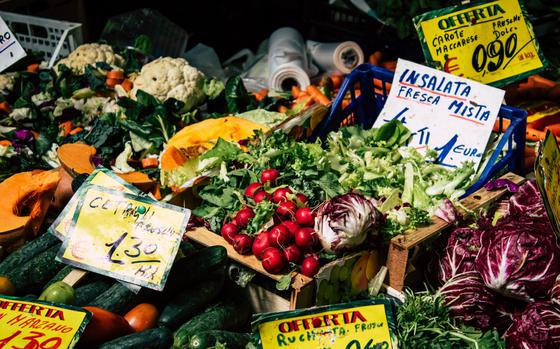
left=141, top=157, right=159, bottom=169
left=0, top=140, right=11, bottom=146
left=31, top=131, right=38, bottom=140
left=59, top=121, right=73, bottom=136
left=492, top=118, right=511, bottom=133
left=307, top=85, right=330, bottom=106
left=368, top=50, right=383, bottom=66
left=253, top=88, right=268, bottom=102
left=529, top=75, right=557, bottom=89
left=331, top=74, right=343, bottom=89
left=549, top=85, right=560, bottom=100
left=381, top=60, right=397, bottom=71
left=544, top=124, right=560, bottom=137
left=525, top=127, right=560, bottom=142
left=291, top=85, right=302, bottom=99
left=26, top=63, right=40, bottom=73
left=524, top=145, right=536, bottom=157
left=107, top=70, right=124, bottom=80
left=69, top=127, right=83, bottom=135
left=152, top=184, right=162, bottom=201
left=121, top=79, right=133, bottom=92
left=0, top=101, right=11, bottom=114
left=278, top=105, right=289, bottom=113
left=342, top=99, right=351, bottom=109
left=106, top=78, right=120, bottom=88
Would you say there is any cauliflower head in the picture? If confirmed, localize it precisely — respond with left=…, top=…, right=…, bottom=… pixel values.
left=0, top=73, right=16, bottom=93
left=56, top=43, right=124, bottom=74
left=132, top=57, right=206, bottom=112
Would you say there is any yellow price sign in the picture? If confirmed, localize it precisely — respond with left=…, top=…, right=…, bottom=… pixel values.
left=414, top=0, right=547, bottom=86
left=49, top=167, right=148, bottom=240
left=535, top=131, right=560, bottom=236
left=57, top=185, right=190, bottom=290
left=0, top=295, right=91, bottom=349
left=254, top=300, right=397, bottom=349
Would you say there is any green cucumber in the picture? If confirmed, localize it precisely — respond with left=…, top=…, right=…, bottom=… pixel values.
left=173, top=299, right=250, bottom=349
left=98, top=327, right=173, bottom=349
left=179, top=240, right=198, bottom=257
left=159, top=275, right=224, bottom=329
left=10, top=245, right=64, bottom=294
left=189, top=331, right=251, bottom=349
left=0, top=233, right=59, bottom=276
left=89, top=282, right=140, bottom=315
left=164, top=246, right=227, bottom=296
left=74, top=277, right=115, bottom=306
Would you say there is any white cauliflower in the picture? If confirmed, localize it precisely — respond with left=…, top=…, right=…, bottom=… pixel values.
left=0, top=73, right=16, bottom=93
left=132, top=57, right=206, bottom=112
left=31, top=91, right=53, bottom=106
left=9, top=107, right=32, bottom=121
left=55, top=43, right=124, bottom=75
left=0, top=144, right=15, bottom=158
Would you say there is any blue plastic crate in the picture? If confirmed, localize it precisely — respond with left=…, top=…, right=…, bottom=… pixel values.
left=310, top=64, right=527, bottom=197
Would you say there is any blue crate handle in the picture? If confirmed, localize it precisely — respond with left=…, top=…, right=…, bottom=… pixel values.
left=310, top=64, right=527, bottom=198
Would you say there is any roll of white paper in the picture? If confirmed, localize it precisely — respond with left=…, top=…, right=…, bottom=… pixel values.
left=268, top=27, right=312, bottom=91
left=306, top=40, right=364, bottom=74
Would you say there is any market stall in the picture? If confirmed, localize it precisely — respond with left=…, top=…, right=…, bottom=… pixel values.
left=0, top=0, right=559, bottom=348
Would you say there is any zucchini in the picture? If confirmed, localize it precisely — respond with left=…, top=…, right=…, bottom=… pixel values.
left=98, top=327, right=173, bottom=349
left=164, top=246, right=227, bottom=296
left=189, top=331, right=251, bottom=349
left=89, top=282, right=141, bottom=315
left=0, top=233, right=59, bottom=276
left=74, top=277, right=115, bottom=306
left=10, top=245, right=64, bottom=294
left=179, top=240, right=198, bottom=257
left=173, top=299, right=250, bottom=349
left=159, top=275, right=224, bottom=329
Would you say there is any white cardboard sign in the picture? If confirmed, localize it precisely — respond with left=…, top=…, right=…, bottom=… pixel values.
left=374, top=59, right=505, bottom=169
left=0, top=17, right=26, bottom=73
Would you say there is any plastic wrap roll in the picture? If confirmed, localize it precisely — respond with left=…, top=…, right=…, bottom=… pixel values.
left=306, top=40, right=364, bottom=74
left=268, top=27, right=311, bottom=91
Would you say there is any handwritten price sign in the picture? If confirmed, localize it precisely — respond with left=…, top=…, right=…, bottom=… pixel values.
left=414, top=0, right=547, bottom=86
left=49, top=167, right=148, bottom=240
left=57, top=185, right=190, bottom=290
left=253, top=300, right=397, bottom=349
left=0, top=295, right=91, bottom=349
left=535, top=131, right=560, bottom=237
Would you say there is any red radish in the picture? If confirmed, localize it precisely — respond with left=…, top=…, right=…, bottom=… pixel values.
left=268, top=225, right=292, bottom=248
left=230, top=217, right=239, bottom=226
left=295, top=227, right=318, bottom=250
left=235, top=208, right=255, bottom=227
left=220, top=223, right=238, bottom=244
left=281, top=221, right=300, bottom=238
left=273, top=188, right=293, bottom=203
left=296, top=193, right=308, bottom=205
left=284, top=245, right=303, bottom=263
left=232, top=234, right=253, bottom=255
left=244, top=182, right=262, bottom=198
left=260, top=169, right=280, bottom=184
left=301, top=256, right=320, bottom=277
left=276, top=201, right=297, bottom=217
left=262, top=248, right=286, bottom=273
left=254, top=191, right=271, bottom=203
left=252, top=232, right=271, bottom=259
left=295, top=207, right=315, bottom=227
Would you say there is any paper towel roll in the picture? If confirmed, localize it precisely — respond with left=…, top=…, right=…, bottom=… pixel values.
left=268, top=27, right=312, bottom=91
left=306, top=40, right=364, bottom=74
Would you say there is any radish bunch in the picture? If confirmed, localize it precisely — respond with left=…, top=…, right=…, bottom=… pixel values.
left=219, top=169, right=321, bottom=277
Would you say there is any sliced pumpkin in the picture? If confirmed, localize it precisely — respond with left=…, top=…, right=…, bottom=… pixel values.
left=0, top=170, right=60, bottom=250
left=57, top=143, right=155, bottom=191
left=160, top=116, right=267, bottom=187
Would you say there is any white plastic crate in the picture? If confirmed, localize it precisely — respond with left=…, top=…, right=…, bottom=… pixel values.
left=0, top=11, right=82, bottom=68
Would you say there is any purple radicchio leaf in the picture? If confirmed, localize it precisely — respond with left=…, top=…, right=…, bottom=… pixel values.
left=505, top=301, right=560, bottom=349
left=475, top=214, right=560, bottom=301
left=14, top=129, right=34, bottom=143
left=434, top=198, right=458, bottom=224
left=438, top=227, right=482, bottom=284
left=438, top=271, right=496, bottom=330
left=509, top=180, right=547, bottom=218
left=484, top=178, right=520, bottom=192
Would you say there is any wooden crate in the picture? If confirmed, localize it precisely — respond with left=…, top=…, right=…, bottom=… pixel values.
left=185, top=227, right=315, bottom=311
left=386, top=172, right=526, bottom=291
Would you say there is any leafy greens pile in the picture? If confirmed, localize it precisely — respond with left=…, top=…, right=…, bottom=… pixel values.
left=194, top=120, right=475, bottom=239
